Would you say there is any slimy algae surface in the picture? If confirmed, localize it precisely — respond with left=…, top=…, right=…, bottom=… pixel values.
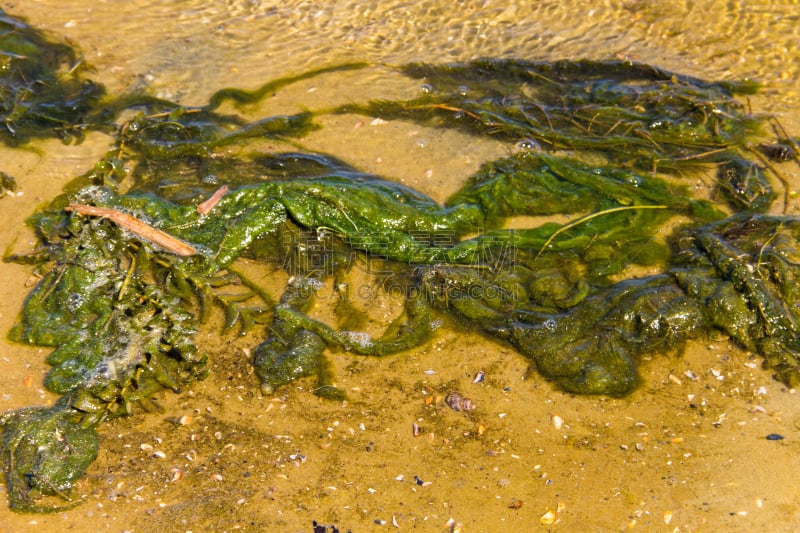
left=0, top=8, right=798, bottom=512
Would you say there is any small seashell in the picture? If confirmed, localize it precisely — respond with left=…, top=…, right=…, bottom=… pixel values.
left=169, top=468, right=184, bottom=482
left=445, top=392, right=476, bottom=412
left=24, top=274, right=43, bottom=288
left=412, top=423, right=422, bottom=437
left=539, top=510, right=556, bottom=525
left=414, top=475, right=432, bottom=487
left=472, top=370, right=485, bottom=384
left=551, top=414, right=564, bottom=430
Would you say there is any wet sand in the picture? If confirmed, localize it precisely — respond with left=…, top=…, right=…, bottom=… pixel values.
left=1, top=1, right=799, bottom=531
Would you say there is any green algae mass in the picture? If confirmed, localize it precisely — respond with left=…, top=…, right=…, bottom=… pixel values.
left=1, top=9, right=800, bottom=512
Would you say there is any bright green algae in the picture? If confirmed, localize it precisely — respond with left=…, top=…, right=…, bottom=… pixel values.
left=1, top=9, right=800, bottom=512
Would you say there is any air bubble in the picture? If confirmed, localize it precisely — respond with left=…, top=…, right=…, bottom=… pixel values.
left=516, top=138, right=540, bottom=151
left=341, top=331, right=373, bottom=350
left=66, top=292, right=86, bottom=313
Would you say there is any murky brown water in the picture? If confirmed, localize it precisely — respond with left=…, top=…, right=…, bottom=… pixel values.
left=1, top=1, right=800, bottom=531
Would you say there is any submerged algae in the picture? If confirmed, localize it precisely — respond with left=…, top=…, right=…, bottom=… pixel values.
left=1, top=9, right=799, bottom=512
left=0, top=8, right=106, bottom=145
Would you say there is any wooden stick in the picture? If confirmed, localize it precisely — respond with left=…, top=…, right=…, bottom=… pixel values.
left=65, top=204, right=198, bottom=257
left=197, top=185, right=229, bottom=215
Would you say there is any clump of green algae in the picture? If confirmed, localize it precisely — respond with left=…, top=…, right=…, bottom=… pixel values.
left=0, top=9, right=799, bottom=512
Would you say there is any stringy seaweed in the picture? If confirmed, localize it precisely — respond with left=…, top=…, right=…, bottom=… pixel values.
left=1, top=9, right=799, bottom=512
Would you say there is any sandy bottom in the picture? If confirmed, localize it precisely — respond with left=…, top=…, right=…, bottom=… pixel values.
left=1, top=1, right=800, bottom=531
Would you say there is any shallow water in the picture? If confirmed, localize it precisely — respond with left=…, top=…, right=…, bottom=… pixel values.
left=1, top=1, right=800, bottom=531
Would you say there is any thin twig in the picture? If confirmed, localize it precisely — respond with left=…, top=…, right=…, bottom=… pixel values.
left=65, top=204, right=198, bottom=256
left=755, top=221, right=783, bottom=276
left=197, top=185, right=229, bottom=215
left=536, top=205, right=669, bottom=258
left=748, top=147, right=791, bottom=214
left=411, top=103, right=483, bottom=121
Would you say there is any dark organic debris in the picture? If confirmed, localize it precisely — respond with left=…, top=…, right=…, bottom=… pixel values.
left=0, top=9, right=106, bottom=145
left=313, top=520, right=351, bottom=533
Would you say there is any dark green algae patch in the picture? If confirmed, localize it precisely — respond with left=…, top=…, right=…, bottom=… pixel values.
left=1, top=8, right=800, bottom=512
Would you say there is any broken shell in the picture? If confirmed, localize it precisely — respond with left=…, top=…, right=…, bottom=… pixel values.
left=445, top=392, right=476, bottom=412
left=540, top=510, right=556, bottom=525
left=170, top=468, right=184, bottom=482
left=472, top=370, right=486, bottom=383
left=551, top=414, right=564, bottom=430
